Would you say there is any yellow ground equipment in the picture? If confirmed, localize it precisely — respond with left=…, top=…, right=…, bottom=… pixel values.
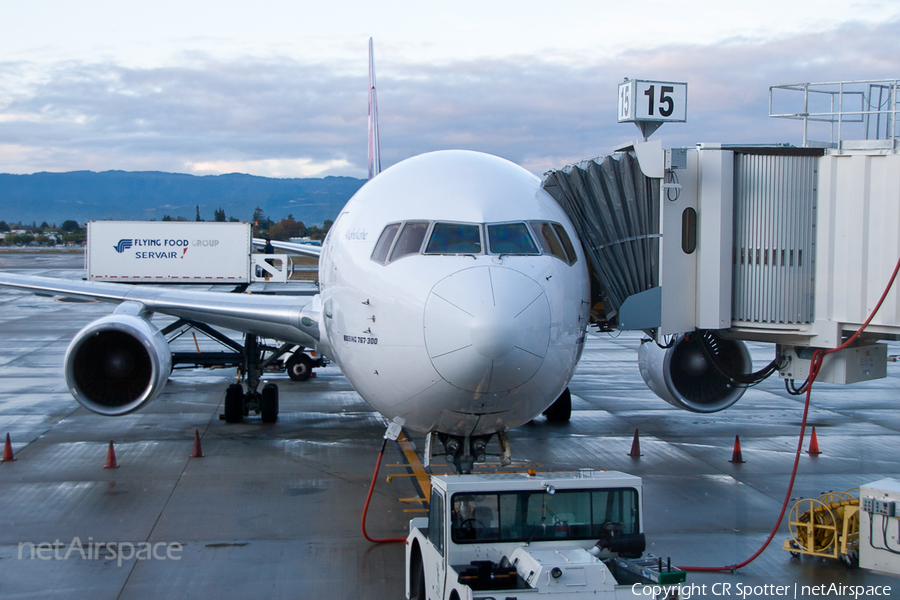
left=783, top=489, right=859, bottom=567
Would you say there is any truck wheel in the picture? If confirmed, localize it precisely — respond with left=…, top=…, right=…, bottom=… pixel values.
left=260, top=383, right=279, bottom=423
left=545, top=387, right=572, bottom=422
left=286, top=353, right=313, bottom=381
left=410, top=552, right=426, bottom=600
left=224, top=384, right=244, bottom=423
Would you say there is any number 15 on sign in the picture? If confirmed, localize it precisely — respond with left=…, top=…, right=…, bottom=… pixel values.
left=617, top=80, right=687, bottom=123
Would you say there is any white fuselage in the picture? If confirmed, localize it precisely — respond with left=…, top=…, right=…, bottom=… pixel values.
left=316, top=150, right=590, bottom=437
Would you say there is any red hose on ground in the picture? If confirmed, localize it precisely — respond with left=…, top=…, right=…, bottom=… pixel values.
left=362, top=438, right=407, bottom=544
left=679, top=254, right=900, bottom=572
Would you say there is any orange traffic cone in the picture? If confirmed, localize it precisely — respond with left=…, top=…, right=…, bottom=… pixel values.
left=2, top=433, right=15, bottom=462
left=104, top=440, right=119, bottom=469
left=191, top=429, right=204, bottom=458
left=729, top=435, right=745, bottom=463
left=807, top=427, right=822, bottom=456
left=628, top=429, right=643, bottom=457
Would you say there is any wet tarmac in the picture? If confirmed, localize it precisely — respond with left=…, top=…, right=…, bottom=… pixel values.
left=0, top=252, right=898, bottom=598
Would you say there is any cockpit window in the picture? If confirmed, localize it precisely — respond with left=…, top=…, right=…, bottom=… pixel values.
left=371, top=223, right=400, bottom=264
left=425, top=223, right=482, bottom=255
left=531, top=221, right=577, bottom=265
left=531, top=222, right=566, bottom=262
left=373, top=219, right=576, bottom=265
left=389, top=221, right=429, bottom=262
left=552, top=223, right=578, bottom=264
left=487, top=223, right=540, bottom=255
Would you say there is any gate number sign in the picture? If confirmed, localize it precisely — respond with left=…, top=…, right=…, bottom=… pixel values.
left=618, top=79, right=687, bottom=123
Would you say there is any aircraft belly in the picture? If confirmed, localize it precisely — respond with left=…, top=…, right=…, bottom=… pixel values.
left=431, top=378, right=546, bottom=436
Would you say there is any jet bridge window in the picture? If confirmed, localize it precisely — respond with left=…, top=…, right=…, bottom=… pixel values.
left=531, top=221, right=578, bottom=265
left=487, top=222, right=540, bottom=255
left=450, top=487, right=639, bottom=544
left=425, top=222, right=482, bottom=255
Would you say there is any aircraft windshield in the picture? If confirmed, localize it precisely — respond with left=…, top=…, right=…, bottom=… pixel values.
left=425, top=223, right=482, bottom=254
left=450, top=487, right=639, bottom=544
left=370, top=220, right=577, bottom=264
left=487, top=223, right=540, bottom=255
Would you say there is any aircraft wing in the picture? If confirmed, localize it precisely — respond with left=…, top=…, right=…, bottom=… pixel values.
left=252, top=238, right=322, bottom=258
left=0, top=272, right=321, bottom=346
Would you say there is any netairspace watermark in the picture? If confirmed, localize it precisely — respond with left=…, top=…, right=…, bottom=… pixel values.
left=632, top=583, right=893, bottom=599
left=18, top=537, right=182, bottom=568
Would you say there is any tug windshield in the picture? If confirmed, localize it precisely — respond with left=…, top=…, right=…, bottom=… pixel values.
left=450, top=488, right=639, bottom=544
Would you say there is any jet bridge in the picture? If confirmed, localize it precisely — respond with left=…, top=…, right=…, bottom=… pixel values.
left=542, top=150, right=659, bottom=326
left=544, top=79, right=900, bottom=402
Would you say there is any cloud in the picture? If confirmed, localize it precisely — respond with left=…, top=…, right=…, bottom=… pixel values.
left=0, top=18, right=896, bottom=178
left=187, top=157, right=352, bottom=178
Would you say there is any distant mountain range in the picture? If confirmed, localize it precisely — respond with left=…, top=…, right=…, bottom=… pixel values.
left=0, top=171, right=366, bottom=226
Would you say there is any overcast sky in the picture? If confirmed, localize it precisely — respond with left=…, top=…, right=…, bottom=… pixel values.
left=0, top=1, right=897, bottom=178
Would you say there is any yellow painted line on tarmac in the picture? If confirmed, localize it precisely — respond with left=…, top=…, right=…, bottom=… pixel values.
left=403, top=508, right=429, bottom=513
left=399, top=497, right=427, bottom=503
left=397, top=431, right=431, bottom=505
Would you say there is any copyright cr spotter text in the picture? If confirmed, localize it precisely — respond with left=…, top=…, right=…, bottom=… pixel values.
left=632, top=583, right=892, bottom=599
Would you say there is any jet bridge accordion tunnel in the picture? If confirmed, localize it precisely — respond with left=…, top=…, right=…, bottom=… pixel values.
left=543, top=141, right=900, bottom=412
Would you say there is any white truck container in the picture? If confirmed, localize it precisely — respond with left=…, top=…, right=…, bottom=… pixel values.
left=406, top=469, right=684, bottom=600
left=86, top=221, right=288, bottom=283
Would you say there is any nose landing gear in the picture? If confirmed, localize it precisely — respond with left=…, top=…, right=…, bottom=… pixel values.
left=436, top=432, right=511, bottom=474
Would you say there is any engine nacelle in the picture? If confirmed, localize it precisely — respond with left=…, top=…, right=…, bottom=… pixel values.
left=64, top=314, right=172, bottom=416
left=637, top=330, right=751, bottom=413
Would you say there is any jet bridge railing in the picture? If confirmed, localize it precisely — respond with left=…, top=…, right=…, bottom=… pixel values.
left=769, top=79, right=899, bottom=149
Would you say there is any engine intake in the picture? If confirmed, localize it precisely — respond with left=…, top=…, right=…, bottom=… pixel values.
left=637, top=330, right=751, bottom=413
left=64, top=314, right=172, bottom=416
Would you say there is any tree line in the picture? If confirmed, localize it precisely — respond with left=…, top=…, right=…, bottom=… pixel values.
left=0, top=220, right=85, bottom=246
left=1, top=207, right=334, bottom=247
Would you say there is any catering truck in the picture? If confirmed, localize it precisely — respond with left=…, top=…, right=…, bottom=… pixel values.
left=86, top=221, right=288, bottom=283
left=406, top=469, right=684, bottom=599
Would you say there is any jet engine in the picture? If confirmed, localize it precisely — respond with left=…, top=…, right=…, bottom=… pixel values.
left=64, top=314, right=172, bottom=416
left=637, top=330, right=751, bottom=413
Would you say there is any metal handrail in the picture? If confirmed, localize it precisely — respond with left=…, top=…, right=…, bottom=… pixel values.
left=769, top=79, right=898, bottom=149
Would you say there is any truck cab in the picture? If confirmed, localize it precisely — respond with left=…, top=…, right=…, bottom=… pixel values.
left=406, top=469, right=683, bottom=600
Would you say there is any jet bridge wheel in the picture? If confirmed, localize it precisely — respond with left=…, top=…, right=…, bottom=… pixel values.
left=224, top=384, right=244, bottom=423
left=544, top=387, right=572, bottom=422
left=286, top=353, right=313, bottom=381
left=260, top=383, right=279, bottom=423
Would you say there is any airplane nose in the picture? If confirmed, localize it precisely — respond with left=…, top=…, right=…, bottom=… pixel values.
left=424, top=266, right=550, bottom=393
left=470, top=305, right=516, bottom=359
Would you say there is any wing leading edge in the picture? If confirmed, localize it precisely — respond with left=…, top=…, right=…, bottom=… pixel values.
left=0, top=272, right=322, bottom=347
left=251, top=238, right=322, bottom=258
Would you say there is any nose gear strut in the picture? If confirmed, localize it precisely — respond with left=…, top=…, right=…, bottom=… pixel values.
left=437, top=432, right=511, bottom=474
